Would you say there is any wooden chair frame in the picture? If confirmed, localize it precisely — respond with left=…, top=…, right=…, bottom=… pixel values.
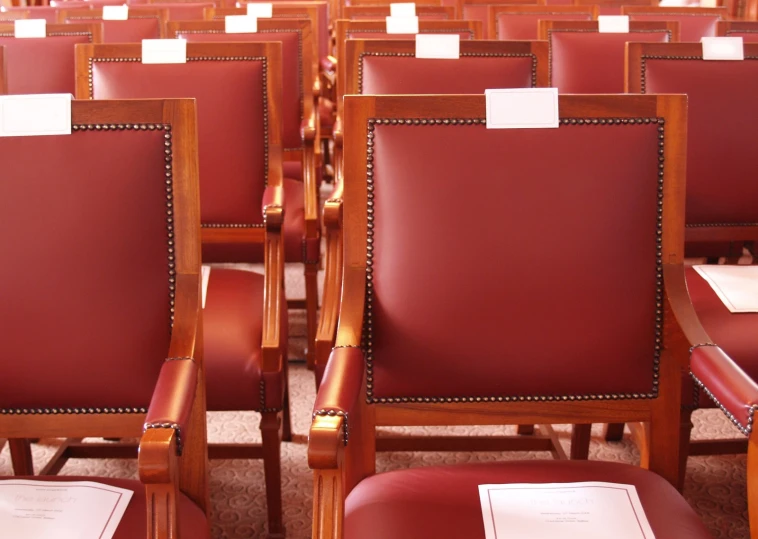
left=459, top=0, right=545, bottom=38
left=0, top=46, right=5, bottom=94
left=57, top=7, right=169, bottom=38
left=0, top=21, right=104, bottom=43
left=167, top=19, right=321, bottom=370
left=571, top=0, right=656, bottom=12
left=342, top=5, right=456, bottom=19
left=718, top=20, right=758, bottom=38
left=309, top=93, right=698, bottom=538
left=0, top=98, right=209, bottom=539
left=338, top=0, right=446, bottom=19
left=488, top=4, right=598, bottom=40
left=0, top=10, right=29, bottom=20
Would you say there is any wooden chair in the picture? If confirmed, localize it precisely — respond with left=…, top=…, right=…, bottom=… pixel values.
left=136, top=2, right=215, bottom=21
left=309, top=92, right=713, bottom=539
left=340, top=0, right=445, bottom=19
left=75, top=41, right=289, bottom=539
left=167, top=19, right=321, bottom=370
left=58, top=7, right=167, bottom=42
left=621, top=6, right=727, bottom=42
left=0, top=9, right=28, bottom=20
left=0, top=22, right=102, bottom=94
left=718, top=20, right=758, bottom=42
left=0, top=7, right=66, bottom=23
left=459, top=0, right=545, bottom=39
left=488, top=4, right=597, bottom=40
left=0, top=97, right=209, bottom=539
left=538, top=20, right=679, bottom=93
left=342, top=5, right=456, bottom=19
left=572, top=0, right=655, bottom=16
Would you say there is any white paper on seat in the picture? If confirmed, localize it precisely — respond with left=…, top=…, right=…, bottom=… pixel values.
left=14, top=19, right=46, bottom=38
left=247, top=2, right=272, bottom=17
left=226, top=14, right=257, bottom=33
left=702, top=37, right=744, bottom=60
left=142, top=38, right=187, bottom=63
left=0, top=479, right=133, bottom=539
left=693, top=265, right=758, bottom=312
left=390, top=2, right=416, bottom=17
left=386, top=15, right=419, bottom=34
left=659, top=0, right=689, bottom=5
left=201, top=265, right=211, bottom=309
left=700, top=0, right=718, bottom=6
left=102, top=5, right=129, bottom=20
left=415, top=34, right=459, bottom=59
left=598, top=15, right=629, bottom=33
left=479, top=482, right=655, bottom=539
left=485, top=87, right=559, bottom=129
left=0, top=94, right=71, bottom=137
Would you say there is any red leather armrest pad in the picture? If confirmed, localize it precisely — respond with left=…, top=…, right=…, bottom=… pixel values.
left=691, top=345, right=758, bottom=434
left=262, top=184, right=285, bottom=213
left=313, top=347, right=364, bottom=417
left=144, top=359, right=198, bottom=439
left=321, top=55, right=336, bottom=73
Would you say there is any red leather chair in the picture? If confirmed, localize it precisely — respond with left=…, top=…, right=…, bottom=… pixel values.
left=75, top=42, right=289, bottom=538
left=0, top=97, right=210, bottom=539
left=309, top=92, right=710, bottom=539
left=0, top=22, right=102, bottom=94
left=718, top=20, right=758, bottom=42
left=137, top=2, right=214, bottom=21
left=168, top=19, right=321, bottom=370
left=571, top=0, right=656, bottom=16
left=459, top=0, right=545, bottom=39
left=622, top=6, right=726, bottom=42
left=489, top=4, right=597, bottom=40
left=538, top=20, right=679, bottom=93
left=1, top=7, right=67, bottom=23
left=58, top=8, right=167, bottom=42
left=339, top=0, right=444, bottom=18
left=342, top=5, right=456, bottom=19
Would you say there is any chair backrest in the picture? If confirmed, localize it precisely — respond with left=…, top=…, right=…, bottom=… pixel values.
left=345, top=39, right=548, bottom=98
left=539, top=20, right=679, bottom=92
left=0, top=22, right=102, bottom=94
left=2, top=7, right=68, bottom=23
left=717, top=20, right=758, bottom=42
left=627, top=42, right=758, bottom=251
left=0, top=10, right=28, bottom=21
left=460, top=0, right=545, bottom=39
left=167, top=19, right=313, bottom=155
left=343, top=5, right=456, bottom=19
left=340, top=93, right=687, bottom=482
left=342, top=0, right=443, bottom=18
left=135, top=2, right=215, bottom=21
left=571, top=0, right=655, bottom=15
left=489, top=4, right=596, bottom=40
left=58, top=7, right=167, bottom=42
left=622, top=6, right=726, bottom=42
left=76, top=42, right=283, bottom=255
left=0, top=98, right=200, bottom=424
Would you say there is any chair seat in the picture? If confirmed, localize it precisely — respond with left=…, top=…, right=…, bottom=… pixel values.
left=345, top=461, right=710, bottom=539
left=686, top=266, right=758, bottom=406
left=6, top=476, right=209, bottom=539
left=203, top=268, right=285, bottom=411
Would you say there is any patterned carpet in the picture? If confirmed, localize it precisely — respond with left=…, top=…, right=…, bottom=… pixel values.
left=0, top=267, right=750, bottom=538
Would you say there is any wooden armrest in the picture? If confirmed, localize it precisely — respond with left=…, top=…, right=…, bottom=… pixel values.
left=691, top=345, right=758, bottom=435
left=261, top=200, right=285, bottom=374
left=301, top=116, right=320, bottom=231
left=313, top=78, right=321, bottom=98
left=262, top=183, right=285, bottom=230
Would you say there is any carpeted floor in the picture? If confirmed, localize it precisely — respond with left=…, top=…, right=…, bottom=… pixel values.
left=0, top=266, right=750, bottom=538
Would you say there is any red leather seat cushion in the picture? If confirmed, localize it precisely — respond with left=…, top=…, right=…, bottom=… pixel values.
left=345, top=461, right=710, bottom=539
left=6, top=476, right=208, bottom=539
left=203, top=268, right=285, bottom=411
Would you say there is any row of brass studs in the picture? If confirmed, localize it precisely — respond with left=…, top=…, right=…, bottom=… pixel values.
left=691, top=372, right=756, bottom=435
left=357, top=52, right=538, bottom=93
left=348, top=28, right=475, bottom=38
left=257, top=379, right=283, bottom=413
left=1, top=407, right=147, bottom=414
left=726, top=29, right=758, bottom=35
left=67, top=15, right=159, bottom=20
left=639, top=55, right=758, bottom=93
left=144, top=421, right=183, bottom=454
left=0, top=32, right=94, bottom=42
left=313, top=409, right=349, bottom=445
left=166, top=356, right=195, bottom=363
left=362, top=117, right=665, bottom=404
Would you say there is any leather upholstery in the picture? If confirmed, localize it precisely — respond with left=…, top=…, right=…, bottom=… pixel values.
left=641, top=55, right=758, bottom=227
left=462, top=4, right=491, bottom=38
left=178, top=31, right=303, bottom=150
left=203, top=268, right=286, bottom=411
left=0, top=34, right=91, bottom=94
left=145, top=358, right=199, bottom=439
left=345, top=461, right=712, bottom=538
left=628, top=14, right=719, bottom=41
left=90, top=59, right=268, bottom=229
left=5, top=476, right=208, bottom=538
left=64, top=18, right=161, bottom=42
left=137, top=3, right=213, bottom=21
left=369, top=122, right=662, bottom=399
left=313, top=347, right=364, bottom=416
left=550, top=30, right=671, bottom=92
left=361, top=56, right=535, bottom=93
left=496, top=12, right=593, bottom=40
left=0, top=129, right=172, bottom=410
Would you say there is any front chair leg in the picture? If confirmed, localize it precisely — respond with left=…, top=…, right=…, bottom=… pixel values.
left=261, top=411, right=284, bottom=539
left=304, top=259, right=320, bottom=370
left=570, top=424, right=592, bottom=460
left=9, top=439, right=34, bottom=475
left=604, top=423, right=626, bottom=442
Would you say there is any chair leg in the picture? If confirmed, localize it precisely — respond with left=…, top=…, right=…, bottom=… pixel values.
left=281, top=387, right=292, bottom=443
left=9, top=439, right=34, bottom=475
left=517, top=425, right=535, bottom=435
left=304, top=260, right=320, bottom=370
left=678, top=408, right=694, bottom=492
left=604, top=423, right=625, bottom=442
left=570, top=424, right=592, bottom=460
left=261, top=411, right=284, bottom=539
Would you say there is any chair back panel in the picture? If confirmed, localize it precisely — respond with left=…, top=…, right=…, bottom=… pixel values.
left=628, top=42, right=758, bottom=230
left=463, top=2, right=544, bottom=39
left=139, top=2, right=214, bottom=20
left=0, top=101, right=194, bottom=410
left=59, top=9, right=166, bottom=42
left=718, top=21, right=758, bottom=42
left=571, top=0, right=655, bottom=16
left=622, top=8, right=724, bottom=42
left=343, top=95, right=682, bottom=402
left=344, top=5, right=455, bottom=19
left=493, top=9, right=595, bottom=40
left=0, top=24, right=101, bottom=94
left=540, top=21, right=677, bottom=93
left=82, top=44, right=275, bottom=229
left=2, top=7, right=63, bottom=23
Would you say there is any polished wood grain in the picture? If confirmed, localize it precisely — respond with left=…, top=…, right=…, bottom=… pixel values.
left=488, top=4, right=598, bottom=40
left=57, top=7, right=169, bottom=38
left=343, top=5, right=455, bottom=19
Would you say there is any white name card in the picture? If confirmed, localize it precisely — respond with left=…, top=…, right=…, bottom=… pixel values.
left=598, top=15, right=629, bottom=33
left=0, top=94, right=72, bottom=137
left=246, top=2, right=272, bottom=17
left=415, top=34, right=459, bottom=59
left=659, top=0, right=689, bottom=6
left=386, top=15, right=418, bottom=34
left=102, top=4, right=129, bottom=20
left=201, top=265, right=211, bottom=309
left=390, top=2, right=416, bottom=16
left=226, top=14, right=257, bottom=33
left=702, top=36, right=744, bottom=60
left=142, top=38, right=187, bottom=64
left=700, top=0, right=718, bottom=6
left=14, top=19, right=46, bottom=38
left=485, top=88, right=559, bottom=129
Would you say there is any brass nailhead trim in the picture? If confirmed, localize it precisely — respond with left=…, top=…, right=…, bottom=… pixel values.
left=144, top=421, right=184, bottom=454
left=258, top=379, right=283, bottom=413
left=165, top=356, right=195, bottom=363
left=362, top=116, right=665, bottom=405
left=313, top=409, right=349, bottom=445
left=691, top=371, right=757, bottom=435
left=0, top=31, right=94, bottom=42
left=1, top=407, right=147, bottom=415
left=347, top=28, right=475, bottom=39
left=67, top=15, right=160, bottom=20
left=726, top=29, right=758, bottom=36
left=357, top=51, right=539, bottom=92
